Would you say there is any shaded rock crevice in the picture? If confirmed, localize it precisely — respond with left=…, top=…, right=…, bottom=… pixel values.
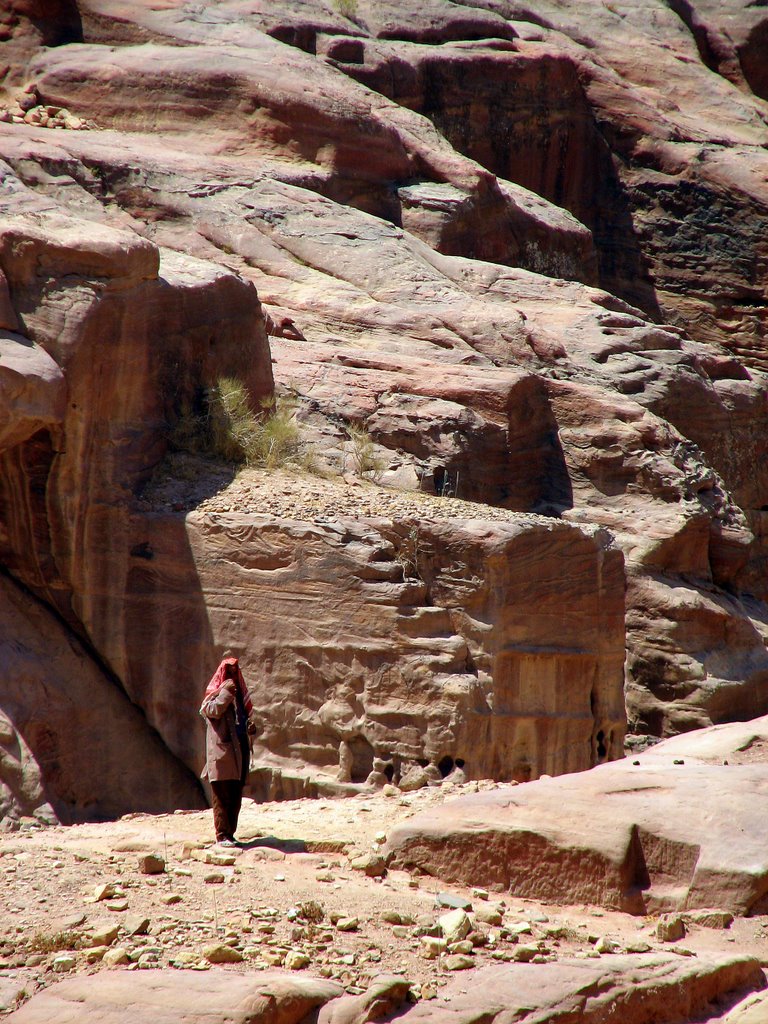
left=0, top=564, right=206, bottom=825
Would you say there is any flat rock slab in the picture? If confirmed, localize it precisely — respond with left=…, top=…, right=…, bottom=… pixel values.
left=386, top=716, right=768, bottom=914
left=7, top=956, right=762, bottom=1024
left=724, top=990, right=768, bottom=1023
left=395, top=954, right=764, bottom=1024
left=636, top=718, right=768, bottom=766
left=6, top=969, right=343, bottom=1024
left=0, top=972, right=35, bottom=1015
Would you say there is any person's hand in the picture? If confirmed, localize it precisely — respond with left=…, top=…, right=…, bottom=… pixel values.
left=247, top=716, right=261, bottom=736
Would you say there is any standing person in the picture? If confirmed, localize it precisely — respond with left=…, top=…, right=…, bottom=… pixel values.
left=200, top=656, right=253, bottom=847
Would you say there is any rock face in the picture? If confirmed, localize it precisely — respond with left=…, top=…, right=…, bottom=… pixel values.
left=2, top=0, right=768, bottom=817
left=0, top=188, right=273, bottom=820
left=386, top=716, right=768, bottom=915
left=186, top=508, right=625, bottom=793
left=0, top=571, right=205, bottom=825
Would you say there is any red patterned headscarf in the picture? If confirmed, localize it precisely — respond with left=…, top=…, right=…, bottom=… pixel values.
left=204, top=657, right=253, bottom=715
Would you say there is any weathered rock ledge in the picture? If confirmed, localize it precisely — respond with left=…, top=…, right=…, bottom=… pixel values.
left=386, top=717, right=768, bottom=915
left=7, top=954, right=765, bottom=1024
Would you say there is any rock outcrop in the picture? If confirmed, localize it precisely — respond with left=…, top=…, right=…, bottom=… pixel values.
left=3, top=0, right=768, bottom=818
left=387, top=956, right=764, bottom=1024
left=186, top=505, right=625, bottom=794
left=0, top=184, right=273, bottom=820
left=386, top=716, right=768, bottom=915
left=0, top=571, right=205, bottom=825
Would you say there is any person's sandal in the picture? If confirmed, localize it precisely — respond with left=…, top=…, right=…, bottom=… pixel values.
left=218, top=838, right=238, bottom=848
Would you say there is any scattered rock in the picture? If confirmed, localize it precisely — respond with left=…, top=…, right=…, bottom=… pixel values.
left=51, top=954, right=76, bottom=973
left=172, top=951, right=199, bottom=968
left=138, top=854, right=165, bottom=875
left=349, top=854, right=386, bottom=877
left=438, top=909, right=471, bottom=944
left=436, top=893, right=472, bottom=911
left=448, top=940, right=474, bottom=955
left=474, top=904, right=504, bottom=926
left=335, top=918, right=359, bottom=933
left=89, top=924, right=119, bottom=947
left=626, top=941, right=652, bottom=954
left=595, top=937, right=619, bottom=954
left=444, top=953, right=474, bottom=971
left=399, top=766, right=431, bottom=792
left=419, top=937, right=447, bottom=960
left=103, top=947, right=130, bottom=967
left=285, top=951, right=310, bottom=970
left=657, top=915, right=686, bottom=943
left=203, top=944, right=244, bottom=965
left=123, top=917, right=150, bottom=936
left=85, top=946, right=109, bottom=964
left=512, top=944, right=539, bottom=963
left=94, top=883, right=117, bottom=902
left=506, top=921, right=533, bottom=937
left=192, top=850, right=236, bottom=866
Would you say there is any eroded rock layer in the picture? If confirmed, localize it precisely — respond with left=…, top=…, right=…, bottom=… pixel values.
left=2, top=0, right=768, bottom=817
left=187, top=508, right=625, bottom=794
left=7, top=955, right=764, bottom=1024
left=386, top=717, right=768, bottom=915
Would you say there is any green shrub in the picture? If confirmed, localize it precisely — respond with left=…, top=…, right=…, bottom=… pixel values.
left=346, top=424, right=384, bottom=480
left=206, top=377, right=263, bottom=463
left=27, top=931, right=83, bottom=954
left=169, top=377, right=316, bottom=471
left=334, top=0, right=358, bottom=18
left=250, top=393, right=306, bottom=469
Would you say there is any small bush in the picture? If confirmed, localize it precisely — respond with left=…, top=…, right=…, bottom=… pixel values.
left=395, top=525, right=421, bottom=580
left=207, top=377, right=262, bottom=463
left=334, top=0, right=358, bottom=18
left=26, top=931, right=83, bottom=954
left=297, top=900, right=325, bottom=923
left=346, top=424, right=385, bottom=480
left=170, top=378, right=315, bottom=471
left=248, top=394, right=303, bottom=469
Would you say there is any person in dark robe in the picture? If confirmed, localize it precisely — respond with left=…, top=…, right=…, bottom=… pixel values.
left=200, top=656, right=254, bottom=847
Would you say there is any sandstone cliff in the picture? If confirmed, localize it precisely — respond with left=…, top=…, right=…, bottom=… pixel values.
left=1, top=0, right=768, bottom=821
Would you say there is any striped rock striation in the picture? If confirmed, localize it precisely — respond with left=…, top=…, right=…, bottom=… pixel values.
left=2, top=0, right=768, bottom=817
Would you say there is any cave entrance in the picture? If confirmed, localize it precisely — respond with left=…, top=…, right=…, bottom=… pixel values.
left=349, top=736, right=375, bottom=783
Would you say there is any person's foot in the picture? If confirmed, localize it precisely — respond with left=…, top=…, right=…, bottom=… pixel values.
left=218, top=838, right=239, bottom=848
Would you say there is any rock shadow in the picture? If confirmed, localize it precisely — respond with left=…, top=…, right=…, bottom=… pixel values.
left=238, top=836, right=308, bottom=854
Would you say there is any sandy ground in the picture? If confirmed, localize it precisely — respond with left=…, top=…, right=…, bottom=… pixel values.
left=2, top=781, right=768, bottom=1015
